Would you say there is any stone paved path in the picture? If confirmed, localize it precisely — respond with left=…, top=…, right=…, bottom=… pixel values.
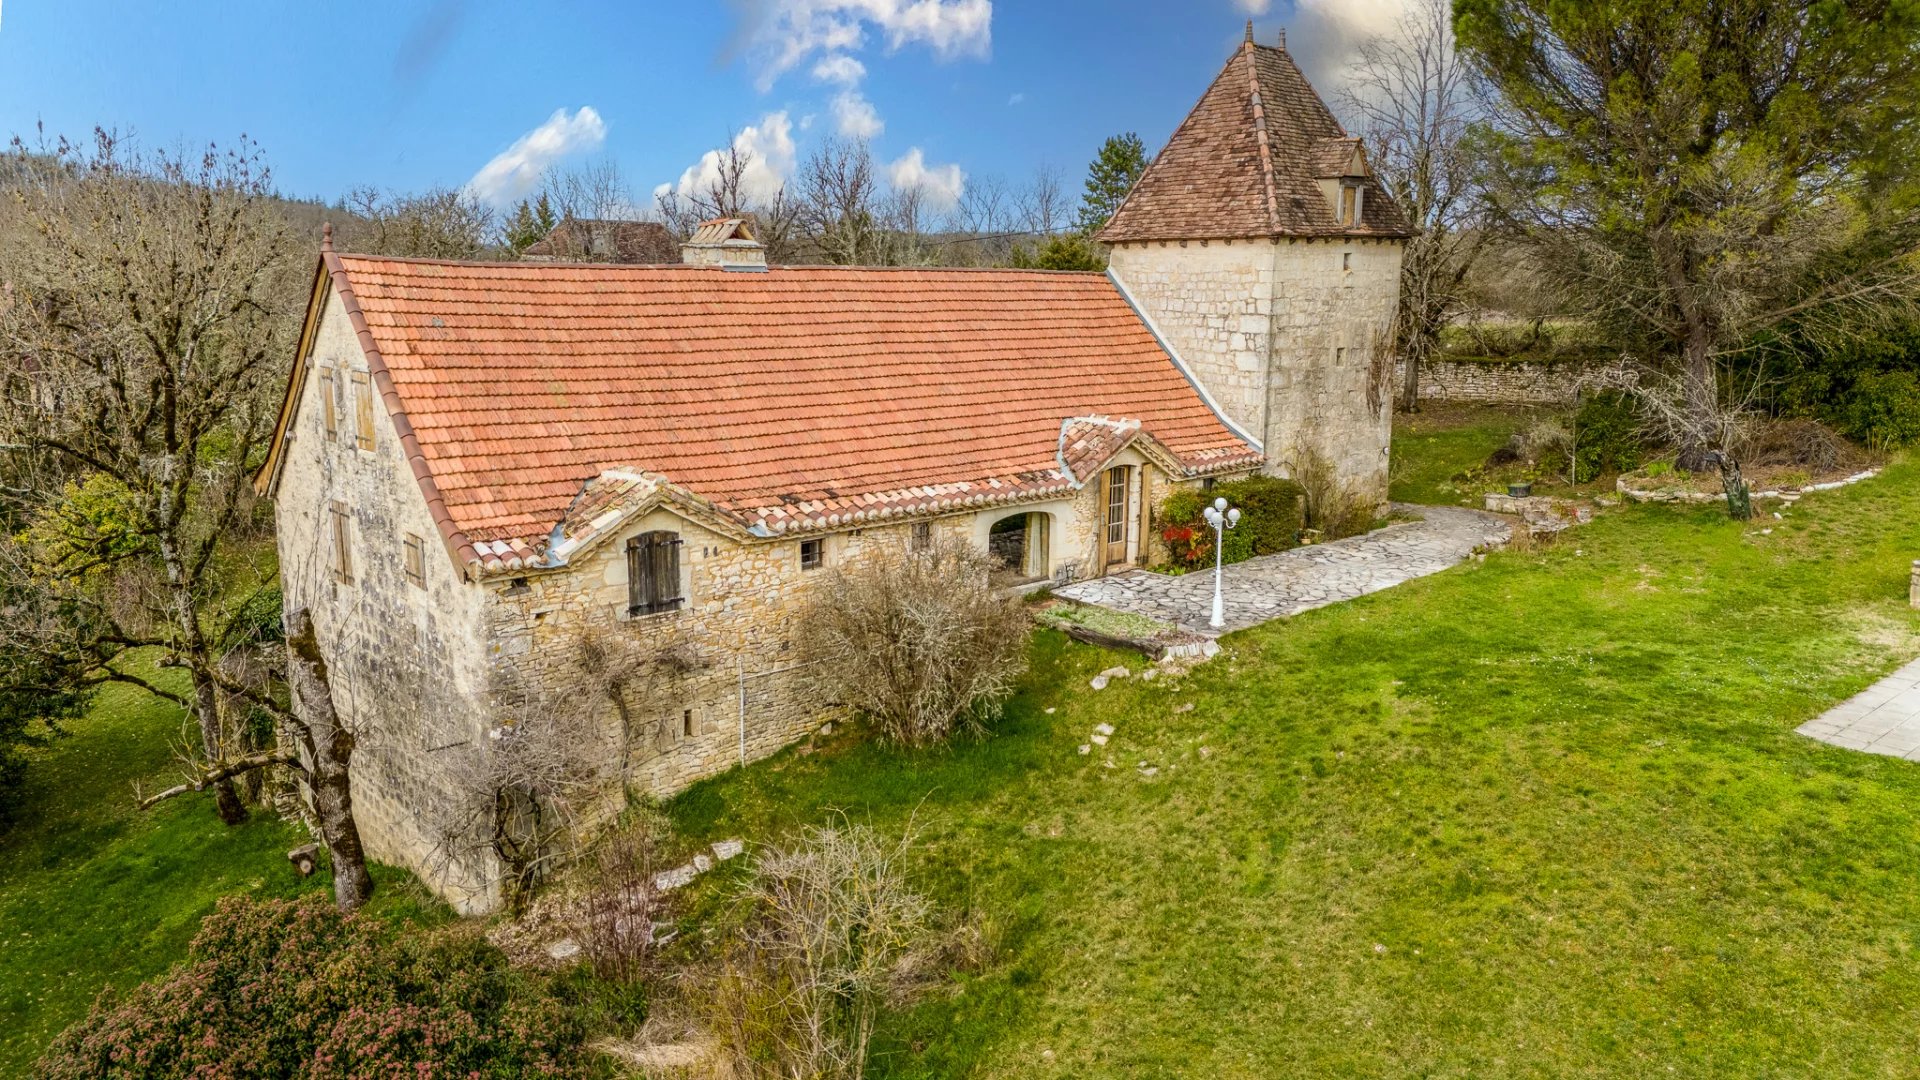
left=1056, top=504, right=1512, bottom=635
left=1797, top=656, right=1920, bottom=759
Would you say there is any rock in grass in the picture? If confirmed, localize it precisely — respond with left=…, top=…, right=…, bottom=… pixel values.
left=1078, top=744, right=1091, bottom=755
left=1091, top=733, right=1109, bottom=746
left=1090, top=675, right=1109, bottom=690
left=1095, top=723, right=1115, bottom=736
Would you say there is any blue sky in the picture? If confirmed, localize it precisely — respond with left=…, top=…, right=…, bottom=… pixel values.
left=0, top=0, right=1406, bottom=214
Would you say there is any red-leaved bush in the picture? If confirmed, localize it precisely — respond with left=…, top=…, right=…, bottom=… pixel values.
left=38, top=895, right=588, bottom=1079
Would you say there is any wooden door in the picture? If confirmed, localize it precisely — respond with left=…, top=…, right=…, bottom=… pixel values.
left=1105, top=466, right=1130, bottom=566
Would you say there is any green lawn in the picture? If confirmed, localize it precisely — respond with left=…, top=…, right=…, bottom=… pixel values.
left=0, top=666, right=442, bottom=1073
left=665, top=456, right=1920, bottom=1077
left=1390, top=404, right=1538, bottom=505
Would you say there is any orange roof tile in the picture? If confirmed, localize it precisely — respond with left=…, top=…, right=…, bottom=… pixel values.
left=286, top=256, right=1261, bottom=574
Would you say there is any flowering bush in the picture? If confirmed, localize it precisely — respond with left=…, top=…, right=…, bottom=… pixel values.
left=38, top=895, right=588, bottom=1079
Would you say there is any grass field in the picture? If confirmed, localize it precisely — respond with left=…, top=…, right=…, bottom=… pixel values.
left=0, top=665, right=442, bottom=1074
left=664, top=449, right=1920, bottom=1076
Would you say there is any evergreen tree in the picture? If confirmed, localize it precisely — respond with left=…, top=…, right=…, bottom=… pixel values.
left=1458, top=0, right=1920, bottom=474
left=504, top=193, right=558, bottom=254
left=1010, top=234, right=1107, bottom=272
left=1077, top=133, right=1149, bottom=234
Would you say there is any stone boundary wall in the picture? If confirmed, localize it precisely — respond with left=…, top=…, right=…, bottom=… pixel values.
left=1400, top=357, right=1593, bottom=406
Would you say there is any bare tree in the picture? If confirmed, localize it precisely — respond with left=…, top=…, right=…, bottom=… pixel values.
left=655, top=138, right=803, bottom=264
left=342, top=185, right=497, bottom=259
left=0, top=130, right=300, bottom=824
left=280, top=609, right=374, bottom=910
left=704, top=820, right=935, bottom=1080
left=1017, top=164, right=1072, bottom=238
left=1340, top=0, right=1486, bottom=413
left=1588, top=361, right=1764, bottom=520
left=796, top=139, right=886, bottom=266
left=795, top=535, right=1029, bottom=747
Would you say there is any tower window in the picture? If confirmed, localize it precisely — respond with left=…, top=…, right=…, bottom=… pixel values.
left=683, top=708, right=696, bottom=738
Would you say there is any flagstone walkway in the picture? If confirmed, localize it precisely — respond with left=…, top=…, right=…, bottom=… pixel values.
left=1797, top=656, right=1920, bottom=760
left=1055, top=504, right=1512, bottom=635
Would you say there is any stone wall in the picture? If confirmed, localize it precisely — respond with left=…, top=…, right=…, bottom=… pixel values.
left=274, top=291, right=500, bottom=913
left=1401, top=357, right=1590, bottom=406
left=1109, top=236, right=1404, bottom=506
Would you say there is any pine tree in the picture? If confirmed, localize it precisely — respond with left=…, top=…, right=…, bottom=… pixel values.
left=504, top=193, right=559, bottom=254
left=1077, top=133, right=1149, bottom=234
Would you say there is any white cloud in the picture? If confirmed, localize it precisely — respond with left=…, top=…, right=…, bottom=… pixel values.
left=831, top=90, right=885, bottom=139
left=811, top=54, right=868, bottom=85
left=741, top=0, right=993, bottom=91
left=887, top=147, right=965, bottom=212
left=1007, top=92, right=1025, bottom=106
left=653, top=112, right=799, bottom=204
left=1233, top=0, right=1272, bottom=12
left=1277, top=0, right=1428, bottom=95
left=466, top=106, right=607, bottom=206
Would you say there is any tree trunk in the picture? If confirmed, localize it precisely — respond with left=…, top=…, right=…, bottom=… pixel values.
left=285, top=609, right=374, bottom=912
left=1716, top=454, right=1754, bottom=521
left=162, top=538, right=248, bottom=825
left=1674, top=294, right=1719, bottom=475
left=1398, top=334, right=1423, bottom=414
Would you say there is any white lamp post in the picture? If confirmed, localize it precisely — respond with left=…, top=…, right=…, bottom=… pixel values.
left=1202, top=496, right=1241, bottom=630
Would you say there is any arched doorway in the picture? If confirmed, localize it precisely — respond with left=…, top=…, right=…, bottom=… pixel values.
left=987, top=512, right=1050, bottom=587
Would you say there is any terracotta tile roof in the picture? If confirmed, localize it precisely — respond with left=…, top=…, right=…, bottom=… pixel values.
left=1098, top=39, right=1410, bottom=244
left=292, top=256, right=1262, bottom=576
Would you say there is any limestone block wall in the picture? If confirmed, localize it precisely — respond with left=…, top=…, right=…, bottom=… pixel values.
left=1108, top=241, right=1276, bottom=439
left=1402, top=357, right=1589, bottom=406
left=274, top=292, right=499, bottom=913
left=1110, top=236, right=1404, bottom=507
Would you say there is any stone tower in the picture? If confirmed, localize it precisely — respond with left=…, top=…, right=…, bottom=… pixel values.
left=1100, top=25, right=1410, bottom=504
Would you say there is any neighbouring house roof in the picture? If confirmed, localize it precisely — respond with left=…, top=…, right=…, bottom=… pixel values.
left=521, top=219, right=680, bottom=263
left=1097, top=33, right=1411, bottom=244
left=260, top=252, right=1263, bottom=578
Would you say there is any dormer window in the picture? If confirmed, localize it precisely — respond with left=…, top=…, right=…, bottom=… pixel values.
left=1338, top=183, right=1364, bottom=227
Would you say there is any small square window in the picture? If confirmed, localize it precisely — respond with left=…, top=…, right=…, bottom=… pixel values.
left=800, top=538, right=825, bottom=571
left=1342, top=251, right=1353, bottom=273
left=403, top=533, right=427, bottom=588
left=910, top=522, right=932, bottom=552
left=1336, top=347, right=1348, bottom=365
left=682, top=708, right=696, bottom=738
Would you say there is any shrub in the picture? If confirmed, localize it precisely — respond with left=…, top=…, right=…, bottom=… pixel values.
left=38, top=895, right=588, bottom=1079
left=701, top=822, right=935, bottom=1080
left=1735, top=417, right=1855, bottom=473
left=1571, top=391, right=1647, bottom=482
left=1836, top=370, right=1920, bottom=451
left=1157, top=475, right=1305, bottom=571
left=796, top=536, right=1030, bottom=748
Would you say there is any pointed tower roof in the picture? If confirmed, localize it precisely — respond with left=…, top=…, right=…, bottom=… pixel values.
left=1098, top=34, right=1411, bottom=244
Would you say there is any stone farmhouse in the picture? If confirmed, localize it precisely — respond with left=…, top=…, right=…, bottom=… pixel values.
left=255, top=27, right=1408, bottom=911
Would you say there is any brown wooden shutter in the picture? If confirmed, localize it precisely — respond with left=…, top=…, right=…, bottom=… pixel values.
left=330, top=502, right=353, bottom=584
left=351, top=371, right=375, bottom=450
left=628, top=532, right=684, bottom=615
left=319, top=368, right=338, bottom=437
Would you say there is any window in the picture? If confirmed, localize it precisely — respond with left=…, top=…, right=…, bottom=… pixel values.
left=1336, top=347, right=1348, bottom=366
left=1339, top=185, right=1358, bottom=225
left=1342, top=251, right=1353, bottom=273
left=626, top=531, right=684, bottom=616
left=319, top=367, right=339, bottom=437
left=403, top=533, right=427, bottom=588
left=682, top=708, right=696, bottom=738
left=350, top=371, right=375, bottom=451
left=800, top=538, right=825, bottom=571
left=910, top=522, right=932, bottom=552
left=329, top=502, right=354, bottom=585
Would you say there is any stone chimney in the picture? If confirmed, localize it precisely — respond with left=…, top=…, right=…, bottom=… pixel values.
left=680, top=217, right=767, bottom=270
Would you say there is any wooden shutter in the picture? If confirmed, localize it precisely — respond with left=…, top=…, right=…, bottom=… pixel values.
left=330, top=502, right=353, bottom=584
left=319, top=368, right=338, bottom=437
left=351, top=371, right=375, bottom=450
left=627, top=531, right=684, bottom=616
left=403, top=534, right=426, bottom=588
